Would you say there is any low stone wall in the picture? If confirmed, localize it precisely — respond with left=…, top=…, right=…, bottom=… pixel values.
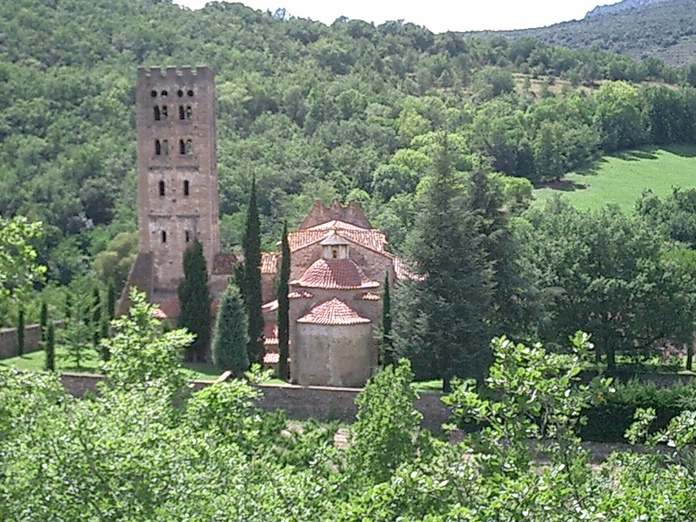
left=58, top=373, right=451, bottom=431
left=0, top=321, right=64, bottom=360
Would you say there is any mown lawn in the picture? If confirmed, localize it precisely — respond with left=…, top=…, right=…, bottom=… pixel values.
left=534, top=145, right=696, bottom=213
left=0, top=346, right=222, bottom=381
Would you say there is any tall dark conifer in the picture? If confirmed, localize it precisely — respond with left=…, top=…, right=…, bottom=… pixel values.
left=17, top=307, right=25, bottom=356
left=106, top=280, right=116, bottom=320
left=39, top=301, right=48, bottom=345
left=395, top=136, right=494, bottom=392
left=242, top=178, right=264, bottom=364
left=276, top=221, right=290, bottom=380
left=212, top=282, right=249, bottom=376
left=177, top=239, right=212, bottom=362
left=381, top=273, right=394, bottom=367
left=92, top=286, right=102, bottom=348
left=45, top=322, right=55, bottom=372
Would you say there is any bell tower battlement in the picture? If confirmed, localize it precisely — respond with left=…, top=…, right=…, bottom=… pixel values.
left=135, top=65, right=220, bottom=294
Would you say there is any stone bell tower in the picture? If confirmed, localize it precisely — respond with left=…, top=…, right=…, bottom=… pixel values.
left=129, top=65, right=220, bottom=303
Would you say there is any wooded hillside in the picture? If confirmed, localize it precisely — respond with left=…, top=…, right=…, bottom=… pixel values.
left=3, top=0, right=696, bottom=289
left=473, top=0, right=696, bottom=67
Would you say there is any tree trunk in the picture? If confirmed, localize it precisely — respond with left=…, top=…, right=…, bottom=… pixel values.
left=687, top=342, right=693, bottom=372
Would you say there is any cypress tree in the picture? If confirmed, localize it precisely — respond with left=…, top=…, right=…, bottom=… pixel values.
left=65, top=292, right=73, bottom=320
left=92, top=286, right=102, bottom=348
left=39, top=301, right=48, bottom=344
left=106, top=280, right=116, bottom=320
left=394, top=136, right=494, bottom=392
left=242, top=178, right=264, bottom=364
left=277, top=221, right=290, bottom=381
left=45, top=322, right=55, bottom=371
left=380, top=273, right=393, bottom=367
left=17, top=307, right=25, bottom=356
left=212, top=283, right=249, bottom=376
left=177, top=239, right=212, bottom=362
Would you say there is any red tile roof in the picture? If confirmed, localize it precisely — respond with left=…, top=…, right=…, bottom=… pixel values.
left=288, top=290, right=314, bottom=299
left=261, top=252, right=280, bottom=274
left=264, top=322, right=278, bottom=345
left=153, top=297, right=181, bottom=319
left=297, top=298, right=371, bottom=326
left=291, top=259, right=379, bottom=290
left=288, top=226, right=388, bottom=255
left=262, top=300, right=278, bottom=313
left=263, top=352, right=280, bottom=364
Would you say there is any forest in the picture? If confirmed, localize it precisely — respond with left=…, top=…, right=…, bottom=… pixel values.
left=4, top=0, right=696, bottom=300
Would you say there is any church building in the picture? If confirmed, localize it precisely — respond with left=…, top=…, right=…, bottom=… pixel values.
left=122, top=66, right=408, bottom=387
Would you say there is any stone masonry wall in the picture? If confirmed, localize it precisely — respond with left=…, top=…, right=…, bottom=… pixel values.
left=57, top=373, right=451, bottom=432
left=0, top=321, right=63, bottom=359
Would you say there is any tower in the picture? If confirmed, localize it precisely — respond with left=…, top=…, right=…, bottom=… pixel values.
left=135, top=66, right=220, bottom=298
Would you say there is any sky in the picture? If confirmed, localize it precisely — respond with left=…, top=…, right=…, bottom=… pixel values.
left=174, top=0, right=618, bottom=32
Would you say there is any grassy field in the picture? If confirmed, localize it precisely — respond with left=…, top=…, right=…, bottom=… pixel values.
left=534, top=145, right=696, bottom=213
left=0, top=346, right=222, bottom=381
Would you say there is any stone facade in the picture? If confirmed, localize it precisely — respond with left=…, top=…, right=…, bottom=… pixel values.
left=122, top=66, right=221, bottom=310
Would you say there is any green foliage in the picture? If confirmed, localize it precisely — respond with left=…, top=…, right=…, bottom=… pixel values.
left=39, top=301, right=48, bottom=344
left=241, top=178, right=264, bottom=364
left=106, top=280, right=116, bottom=320
left=101, top=288, right=192, bottom=395
left=276, top=221, right=290, bottom=380
left=177, top=239, right=211, bottom=363
left=0, top=217, right=45, bottom=324
left=92, top=232, right=138, bottom=290
left=347, top=360, right=424, bottom=485
left=211, top=283, right=249, bottom=375
left=395, top=139, right=493, bottom=390
left=520, top=198, right=695, bottom=370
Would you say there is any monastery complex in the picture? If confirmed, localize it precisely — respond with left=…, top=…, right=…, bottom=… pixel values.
left=122, top=65, right=408, bottom=387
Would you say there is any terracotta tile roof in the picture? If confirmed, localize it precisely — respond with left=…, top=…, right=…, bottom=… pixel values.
left=262, top=300, right=278, bottom=313
left=264, top=322, right=278, bottom=346
left=297, top=298, right=371, bottom=326
left=291, top=259, right=379, bottom=290
left=263, top=352, right=280, bottom=364
left=261, top=252, right=280, bottom=274
left=356, top=292, right=381, bottom=301
left=288, top=290, right=314, bottom=299
left=288, top=227, right=388, bottom=255
left=153, top=297, right=180, bottom=319
left=212, top=253, right=238, bottom=275
left=307, top=220, right=367, bottom=232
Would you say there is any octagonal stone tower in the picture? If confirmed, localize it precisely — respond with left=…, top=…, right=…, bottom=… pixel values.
left=135, top=66, right=220, bottom=298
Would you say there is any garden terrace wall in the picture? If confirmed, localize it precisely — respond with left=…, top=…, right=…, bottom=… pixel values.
left=0, top=321, right=62, bottom=359
left=58, top=373, right=451, bottom=432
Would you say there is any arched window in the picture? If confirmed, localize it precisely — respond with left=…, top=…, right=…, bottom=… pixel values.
left=185, top=139, right=193, bottom=155
left=187, top=89, right=194, bottom=97
left=185, top=230, right=190, bottom=243
left=179, top=139, right=185, bottom=155
left=186, top=105, right=193, bottom=119
left=155, top=140, right=161, bottom=155
left=183, top=180, right=190, bottom=196
left=150, top=90, right=157, bottom=98
left=161, top=105, right=168, bottom=119
left=178, top=106, right=185, bottom=120
left=154, top=106, right=161, bottom=121
left=161, top=230, right=167, bottom=243
left=162, top=139, right=169, bottom=155
left=161, top=90, right=168, bottom=98
left=177, top=89, right=183, bottom=98
left=159, top=181, right=165, bottom=196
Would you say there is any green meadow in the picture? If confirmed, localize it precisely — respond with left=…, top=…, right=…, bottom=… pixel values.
left=534, top=145, right=696, bottom=212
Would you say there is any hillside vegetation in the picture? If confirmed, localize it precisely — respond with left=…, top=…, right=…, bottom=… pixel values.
left=472, top=0, right=696, bottom=67
left=4, top=0, right=696, bottom=293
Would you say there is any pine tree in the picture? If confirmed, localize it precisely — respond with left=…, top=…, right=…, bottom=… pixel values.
left=380, top=273, right=394, bottom=367
left=241, top=178, right=264, bottom=364
left=177, top=239, right=212, bottom=362
left=17, top=307, right=25, bottom=356
left=277, top=220, right=290, bottom=381
left=212, top=283, right=249, bottom=376
left=395, top=136, right=494, bottom=392
left=468, top=170, right=533, bottom=338
left=45, top=322, right=55, bottom=371
left=39, top=301, right=48, bottom=345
